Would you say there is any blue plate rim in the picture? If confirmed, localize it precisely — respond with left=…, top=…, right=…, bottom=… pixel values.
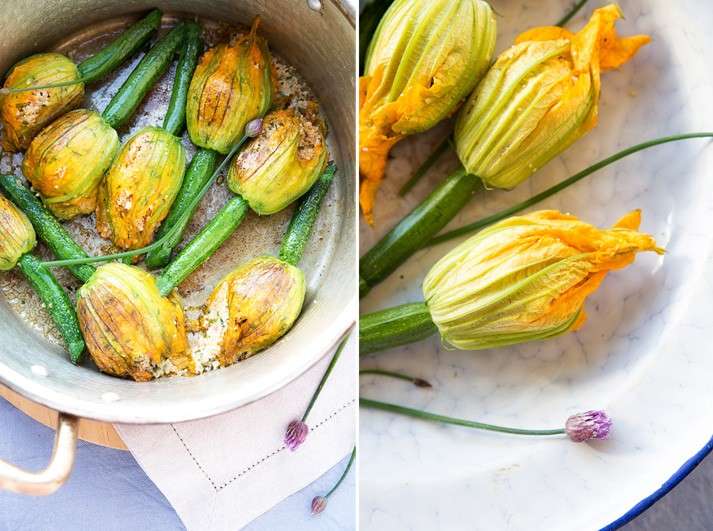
left=601, top=434, right=713, bottom=530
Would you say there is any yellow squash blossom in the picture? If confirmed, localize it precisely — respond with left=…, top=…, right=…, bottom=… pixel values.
left=0, top=194, right=36, bottom=270
left=76, top=263, right=194, bottom=381
left=423, top=210, right=662, bottom=350
left=455, top=4, right=650, bottom=190
left=186, top=18, right=274, bottom=155
left=0, top=53, right=84, bottom=152
left=198, top=256, right=306, bottom=367
left=359, top=0, right=496, bottom=223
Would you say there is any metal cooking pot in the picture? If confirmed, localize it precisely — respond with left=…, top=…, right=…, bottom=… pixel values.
left=0, top=0, right=355, bottom=494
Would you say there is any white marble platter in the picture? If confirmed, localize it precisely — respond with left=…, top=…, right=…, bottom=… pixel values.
left=359, top=1, right=713, bottom=529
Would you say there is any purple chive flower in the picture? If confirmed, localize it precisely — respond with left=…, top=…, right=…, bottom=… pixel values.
left=311, top=496, right=327, bottom=515
left=285, top=420, right=309, bottom=451
left=565, top=410, right=612, bottom=442
left=245, top=118, right=264, bottom=138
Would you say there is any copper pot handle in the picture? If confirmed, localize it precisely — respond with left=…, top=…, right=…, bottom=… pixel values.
left=0, top=412, right=78, bottom=495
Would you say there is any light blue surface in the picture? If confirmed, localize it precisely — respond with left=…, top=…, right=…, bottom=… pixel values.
left=0, top=398, right=355, bottom=531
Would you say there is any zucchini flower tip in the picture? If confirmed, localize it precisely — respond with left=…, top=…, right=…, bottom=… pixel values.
left=285, top=419, right=309, bottom=451
left=186, top=18, right=273, bottom=154
left=565, top=410, right=612, bottom=442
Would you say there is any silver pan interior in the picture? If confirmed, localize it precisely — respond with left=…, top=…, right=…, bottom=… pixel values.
left=0, top=0, right=355, bottom=423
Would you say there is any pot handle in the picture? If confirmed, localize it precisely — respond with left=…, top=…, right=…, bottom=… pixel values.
left=0, top=412, right=78, bottom=495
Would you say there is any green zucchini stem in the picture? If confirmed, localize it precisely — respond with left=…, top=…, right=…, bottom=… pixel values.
left=162, top=21, right=202, bottom=137
left=360, top=398, right=566, bottom=436
left=0, top=174, right=95, bottom=282
left=359, top=302, right=436, bottom=354
left=101, top=22, right=186, bottom=129
left=429, top=132, right=713, bottom=247
left=17, top=254, right=85, bottom=363
left=156, top=196, right=249, bottom=296
left=279, top=162, right=337, bottom=266
left=77, top=9, right=163, bottom=84
left=359, top=168, right=481, bottom=298
left=145, top=148, right=219, bottom=268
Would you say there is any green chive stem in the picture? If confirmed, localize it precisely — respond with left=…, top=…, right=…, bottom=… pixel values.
left=359, top=368, right=432, bottom=388
left=556, top=0, right=589, bottom=27
left=325, top=447, right=356, bottom=499
left=360, top=398, right=565, bottom=436
left=428, top=133, right=713, bottom=247
left=303, top=333, right=350, bottom=422
left=398, top=135, right=452, bottom=197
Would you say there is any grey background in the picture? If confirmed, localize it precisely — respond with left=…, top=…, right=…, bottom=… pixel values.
left=0, top=398, right=356, bottom=531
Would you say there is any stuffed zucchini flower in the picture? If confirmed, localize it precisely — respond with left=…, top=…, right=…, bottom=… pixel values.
left=0, top=194, right=36, bottom=270
left=76, top=263, right=194, bottom=381
left=0, top=53, right=84, bottom=152
left=227, top=107, right=327, bottom=215
left=23, top=109, right=120, bottom=219
left=423, top=210, right=662, bottom=350
left=359, top=0, right=496, bottom=223
left=455, top=4, right=650, bottom=190
left=96, top=127, right=186, bottom=250
left=199, top=256, right=305, bottom=367
left=186, top=18, right=274, bottom=155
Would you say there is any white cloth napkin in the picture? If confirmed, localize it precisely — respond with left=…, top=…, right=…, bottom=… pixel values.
left=115, top=331, right=356, bottom=531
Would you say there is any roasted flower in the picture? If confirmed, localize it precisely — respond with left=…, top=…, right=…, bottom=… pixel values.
left=359, top=0, right=497, bottom=222
left=422, top=210, right=663, bottom=350
left=23, top=109, right=120, bottom=219
left=96, top=126, right=186, bottom=250
left=76, top=263, right=194, bottom=381
left=199, top=256, right=305, bottom=367
left=0, top=194, right=36, bottom=270
left=227, top=108, right=327, bottom=214
left=0, top=53, right=84, bottom=152
left=186, top=18, right=273, bottom=154
left=455, top=4, right=650, bottom=190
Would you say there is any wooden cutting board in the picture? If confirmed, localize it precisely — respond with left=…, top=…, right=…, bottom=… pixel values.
left=0, top=385, right=127, bottom=450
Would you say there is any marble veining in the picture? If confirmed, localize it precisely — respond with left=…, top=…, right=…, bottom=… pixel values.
left=359, top=1, right=713, bottom=529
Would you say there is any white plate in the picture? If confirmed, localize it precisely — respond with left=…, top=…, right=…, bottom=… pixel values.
left=359, top=1, right=713, bottom=529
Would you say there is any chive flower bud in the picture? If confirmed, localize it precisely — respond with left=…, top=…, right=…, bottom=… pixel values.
left=311, top=496, right=327, bottom=515
left=285, top=420, right=310, bottom=451
left=565, top=410, right=612, bottom=442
